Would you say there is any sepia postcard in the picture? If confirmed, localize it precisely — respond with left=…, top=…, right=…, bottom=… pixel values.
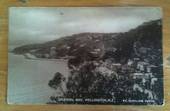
left=8, top=7, right=163, bottom=105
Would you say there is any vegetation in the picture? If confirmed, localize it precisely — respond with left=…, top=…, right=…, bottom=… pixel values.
left=46, top=19, right=163, bottom=105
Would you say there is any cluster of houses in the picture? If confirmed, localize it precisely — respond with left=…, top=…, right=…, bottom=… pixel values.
left=25, top=47, right=58, bottom=59
left=128, top=57, right=159, bottom=100
left=129, top=41, right=161, bottom=100
left=26, top=46, right=75, bottom=60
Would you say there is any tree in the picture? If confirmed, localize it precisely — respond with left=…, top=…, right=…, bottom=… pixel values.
left=48, top=72, right=65, bottom=94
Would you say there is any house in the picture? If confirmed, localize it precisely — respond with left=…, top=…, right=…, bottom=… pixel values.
left=50, top=47, right=57, bottom=58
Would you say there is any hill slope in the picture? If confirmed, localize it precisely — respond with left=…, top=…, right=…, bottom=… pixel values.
left=12, top=19, right=162, bottom=62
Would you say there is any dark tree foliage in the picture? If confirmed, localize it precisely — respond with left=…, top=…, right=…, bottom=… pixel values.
left=48, top=72, right=65, bottom=90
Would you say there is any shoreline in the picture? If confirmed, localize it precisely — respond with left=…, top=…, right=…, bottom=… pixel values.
left=10, top=52, right=69, bottom=62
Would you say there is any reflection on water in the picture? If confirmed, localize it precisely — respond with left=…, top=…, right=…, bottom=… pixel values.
left=8, top=53, right=69, bottom=104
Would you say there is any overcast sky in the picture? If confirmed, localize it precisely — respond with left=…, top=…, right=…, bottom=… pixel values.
left=9, top=7, right=162, bottom=47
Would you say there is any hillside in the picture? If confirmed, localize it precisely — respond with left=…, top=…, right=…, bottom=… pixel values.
left=12, top=19, right=162, bottom=62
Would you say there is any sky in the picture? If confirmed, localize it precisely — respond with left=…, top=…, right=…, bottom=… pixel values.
left=9, top=7, right=162, bottom=47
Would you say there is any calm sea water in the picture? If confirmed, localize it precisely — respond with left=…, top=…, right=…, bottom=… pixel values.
left=8, top=53, right=69, bottom=104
